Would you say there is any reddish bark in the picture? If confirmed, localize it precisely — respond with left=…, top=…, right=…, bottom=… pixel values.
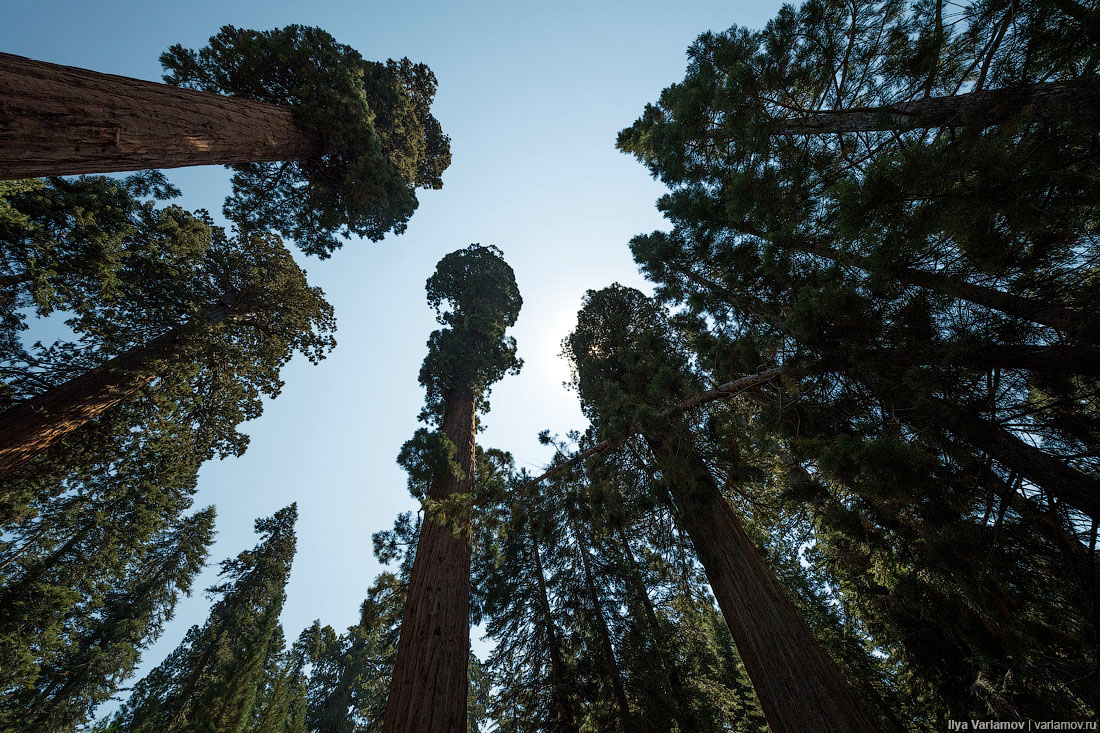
left=0, top=52, right=314, bottom=180
left=383, top=387, right=477, bottom=733
left=0, top=329, right=186, bottom=479
left=645, top=432, right=880, bottom=733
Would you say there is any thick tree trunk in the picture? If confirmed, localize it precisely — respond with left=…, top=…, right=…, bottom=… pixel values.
left=0, top=328, right=184, bottom=480
left=767, top=78, right=1100, bottom=134
left=0, top=52, right=315, bottom=180
left=531, top=532, right=579, bottom=733
left=384, top=387, right=476, bottom=733
left=643, top=432, right=879, bottom=733
left=569, top=515, right=634, bottom=732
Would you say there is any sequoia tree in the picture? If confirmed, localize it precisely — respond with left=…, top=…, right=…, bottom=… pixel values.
left=565, top=285, right=879, bottom=733
left=1, top=24, right=451, bottom=256
left=0, top=217, right=334, bottom=481
left=383, top=245, right=522, bottom=733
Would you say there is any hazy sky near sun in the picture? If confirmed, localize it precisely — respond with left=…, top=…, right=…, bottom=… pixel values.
left=2, top=0, right=788, bottom=700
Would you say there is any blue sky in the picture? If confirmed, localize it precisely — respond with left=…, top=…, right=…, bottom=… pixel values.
left=3, top=0, right=788, bottom=713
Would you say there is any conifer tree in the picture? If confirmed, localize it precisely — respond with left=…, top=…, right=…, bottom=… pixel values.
left=304, top=572, right=407, bottom=733
left=0, top=426, right=206, bottom=698
left=384, top=244, right=522, bottom=733
left=2, top=25, right=451, bottom=256
left=248, top=626, right=310, bottom=733
left=618, top=0, right=1100, bottom=524
left=0, top=206, right=335, bottom=480
left=104, top=504, right=299, bottom=733
left=0, top=507, right=215, bottom=731
left=616, top=1, right=1100, bottom=712
left=478, top=478, right=579, bottom=733
left=565, top=284, right=880, bottom=733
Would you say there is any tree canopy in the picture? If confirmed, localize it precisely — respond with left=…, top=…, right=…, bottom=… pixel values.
left=162, top=25, right=452, bottom=257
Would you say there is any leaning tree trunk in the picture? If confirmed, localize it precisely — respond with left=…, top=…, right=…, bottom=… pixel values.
left=643, top=431, right=880, bottom=733
left=569, top=514, right=635, bottom=733
left=0, top=328, right=189, bottom=480
left=383, top=387, right=477, bottom=733
left=936, top=403, right=1100, bottom=522
left=766, top=78, right=1100, bottom=135
left=616, top=525, right=699, bottom=733
left=0, top=52, right=315, bottom=180
left=530, top=530, right=579, bottom=733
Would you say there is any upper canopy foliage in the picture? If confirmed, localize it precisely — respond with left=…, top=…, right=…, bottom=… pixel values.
left=419, top=244, right=523, bottom=421
left=161, top=24, right=452, bottom=258
left=564, top=284, right=697, bottom=433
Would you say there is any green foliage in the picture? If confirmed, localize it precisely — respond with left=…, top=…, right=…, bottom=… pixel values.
left=105, top=505, right=299, bottom=733
left=1, top=190, right=336, bottom=520
left=0, top=506, right=215, bottom=732
left=161, top=25, right=451, bottom=257
left=616, top=0, right=1100, bottom=720
left=396, top=428, right=463, bottom=501
left=418, top=244, right=523, bottom=422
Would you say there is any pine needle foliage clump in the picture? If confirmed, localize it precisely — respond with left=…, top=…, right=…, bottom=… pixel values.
left=162, top=25, right=452, bottom=257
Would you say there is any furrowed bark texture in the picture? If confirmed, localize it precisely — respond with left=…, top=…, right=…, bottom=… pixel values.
left=0, top=52, right=315, bottom=180
left=770, top=79, right=1100, bottom=134
left=645, top=432, right=879, bottom=733
left=383, top=387, right=476, bottom=733
left=0, top=329, right=184, bottom=479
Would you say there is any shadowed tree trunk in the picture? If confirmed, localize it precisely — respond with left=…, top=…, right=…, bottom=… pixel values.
left=0, top=329, right=185, bottom=480
left=615, top=524, right=699, bottom=733
left=0, top=52, right=314, bottom=180
left=643, top=430, right=880, bottom=733
left=530, top=530, right=579, bottom=733
left=568, top=513, right=635, bottom=732
left=758, top=79, right=1100, bottom=135
left=383, top=387, right=476, bottom=733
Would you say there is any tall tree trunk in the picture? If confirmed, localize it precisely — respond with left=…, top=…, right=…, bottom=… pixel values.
left=0, top=52, right=315, bottom=180
left=530, top=531, right=579, bottom=733
left=0, top=311, right=224, bottom=481
left=615, top=525, right=699, bottom=733
left=761, top=78, right=1100, bottom=135
left=384, top=387, right=476, bottom=733
left=642, top=432, right=880, bottom=733
left=568, top=514, right=634, bottom=732
left=0, top=331, right=178, bottom=478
